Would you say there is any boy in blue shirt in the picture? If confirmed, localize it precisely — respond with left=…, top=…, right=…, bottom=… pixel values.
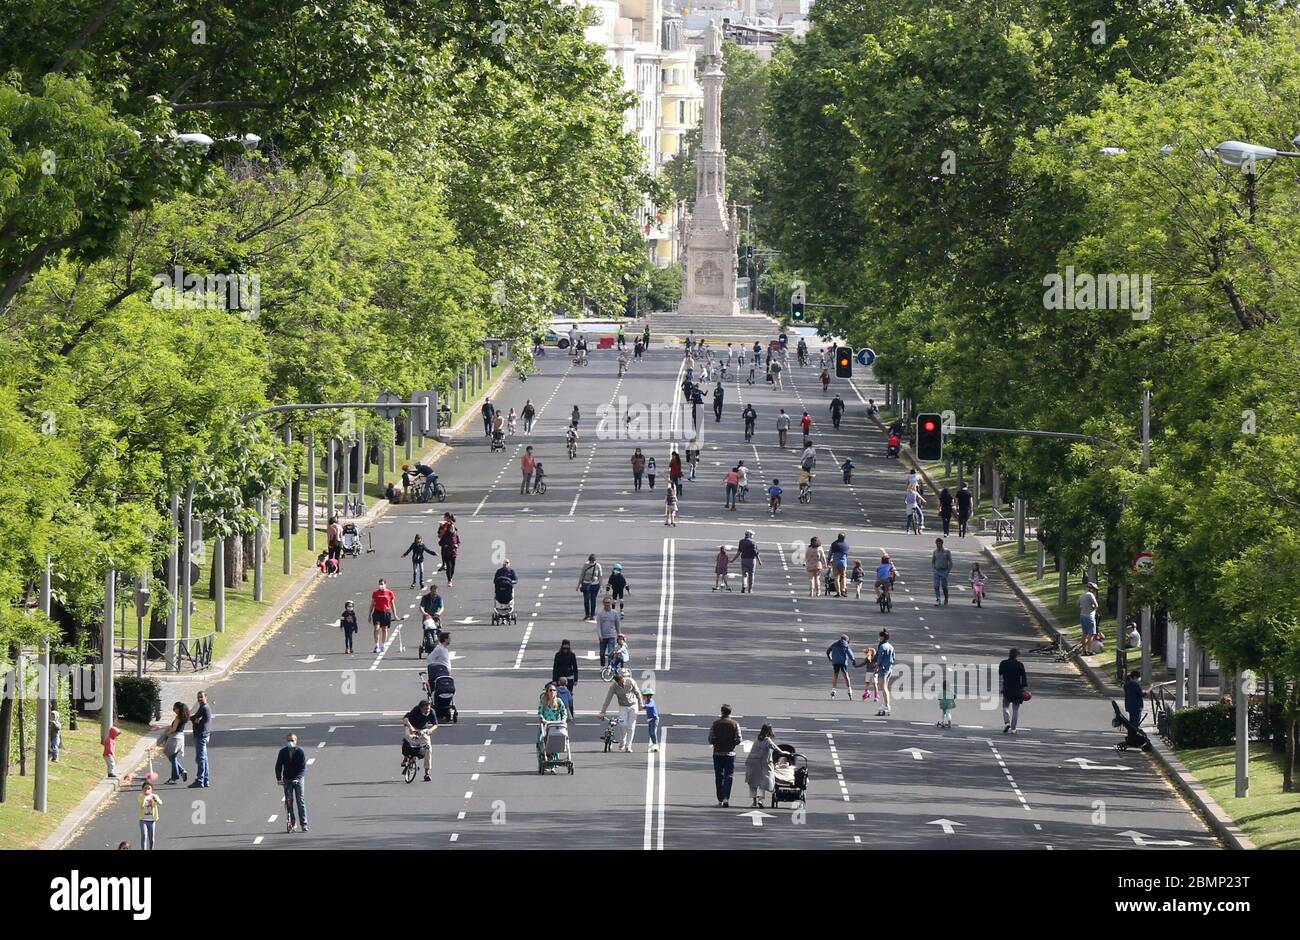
left=768, top=479, right=783, bottom=515
left=556, top=677, right=574, bottom=721
left=643, top=688, right=660, bottom=752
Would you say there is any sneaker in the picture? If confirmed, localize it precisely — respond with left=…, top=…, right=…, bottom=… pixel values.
left=286, top=821, right=295, bottom=833
left=1003, top=724, right=1011, bottom=734
left=650, top=744, right=659, bottom=752
left=424, top=773, right=431, bottom=782
left=188, top=781, right=203, bottom=789
left=181, top=770, right=188, bottom=782
left=830, top=690, right=836, bottom=699
left=300, top=825, right=309, bottom=832
left=1010, top=729, right=1018, bottom=735
left=861, top=690, right=869, bottom=700
left=876, top=708, right=886, bottom=716
left=722, top=801, right=729, bottom=808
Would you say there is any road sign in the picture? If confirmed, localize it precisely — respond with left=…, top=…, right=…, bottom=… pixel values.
left=413, top=390, right=438, bottom=434
left=857, top=347, right=876, bottom=367
left=1131, top=552, right=1154, bottom=574
left=377, top=391, right=403, bottom=421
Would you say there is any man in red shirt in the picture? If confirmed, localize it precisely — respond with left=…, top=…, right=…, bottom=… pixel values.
left=369, top=578, right=397, bottom=653
left=800, top=411, right=812, bottom=437
left=521, top=446, right=537, bottom=494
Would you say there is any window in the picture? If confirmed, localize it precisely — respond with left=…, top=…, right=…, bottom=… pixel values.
left=678, top=101, right=685, bottom=123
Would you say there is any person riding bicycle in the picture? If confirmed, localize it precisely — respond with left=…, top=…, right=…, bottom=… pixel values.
left=736, top=461, right=750, bottom=500
left=875, top=554, right=897, bottom=603
left=886, top=432, right=902, bottom=458
left=565, top=425, right=579, bottom=457
left=742, top=403, right=757, bottom=441
left=402, top=699, right=439, bottom=782
left=798, top=466, right=814, bottom=499
left=768, top=479, right=783, bottom=515
left=609, top=633, right=630, bottom=674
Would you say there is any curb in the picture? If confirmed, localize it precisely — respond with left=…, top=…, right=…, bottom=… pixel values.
left=980, top=540, right=1255, bottom=850
left=42, top=363, right=516, bottom=850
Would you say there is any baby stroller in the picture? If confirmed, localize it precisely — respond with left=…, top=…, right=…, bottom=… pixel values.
left=433, top=674, right=458, bottom=724
left=770, top=743, right=808, bottom=808
left=491, top=575, right=518, bottom=625
left=341, top=522, right=361, bottom=558
left=1111, top=700, right=1152, bottom=752
left=490, top=427, right=505, bottom=452
left=417, top=618, right=441, bottom=658
left=537, top=720, right=574, bottom=774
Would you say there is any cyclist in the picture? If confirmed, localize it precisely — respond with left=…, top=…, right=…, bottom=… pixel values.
left=905, top=484, right=926, bottom=534
left=736, top=461, right=750, bottom=501
left=875, top=554, right=897, bottom=606
left=768, top=478, right=783, bottom=516
left=570, top=405, right=580, bottom=428
left=742, top=403, right=757, bottom=441
left=402, top=699, right=439, bottom=782
left=565, top=424, right=579, bottom=459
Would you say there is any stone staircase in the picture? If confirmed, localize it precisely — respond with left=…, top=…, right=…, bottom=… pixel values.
left=642, top=311, right=782, bottom=339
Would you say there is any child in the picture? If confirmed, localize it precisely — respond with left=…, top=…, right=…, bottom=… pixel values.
left=664, top=485, right=678, bottom=526
left=532, top=462, right=545, bottom=490
left=49, top=708, right=61, bottom=762
left=646, top=456, right=657, bottom=490
left=841, top=457, right=854, bottom=484
left=969, top=563, right=987, bottom=607
left=104, top=725, right=122, bottom=778
left=138, top=782, right=162, bottom=850
left=340, top=600, right=359, bottom=654
left=644, top=688, right=660, bottom=753
left=937, top=675, right=956, bottom=729
left=798, top=467, right=814, bottom=500
left=506, top=408, right=517, bottom=435
left=714, top=546, right=732, bottom=591
left=858, top=647, right=878, bottom=700
left=768, top=479, right=783, bottom=515
left=555, top=677, right=574, bottom=720
left=849, top=561, right=865, bottom=599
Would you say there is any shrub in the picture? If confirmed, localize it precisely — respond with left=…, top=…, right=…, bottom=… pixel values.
left=115, top=675, right=161, bottom=724
left=1169, top=702, right=1235, bottom=748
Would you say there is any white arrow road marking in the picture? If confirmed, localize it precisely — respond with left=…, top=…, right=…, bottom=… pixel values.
left=586, top=650, right=597, bottom=660
left=898, top=747, right=931, bottom=761
left=1117, top=829, right=1194, bottom=847
left=457, top=617, right=477, bottom=624
left=738, top=810, right=775, bottom=827
left=927, top=818, right=965, bottom=835
left=1065, top=757, right=1131, bottom=771
left=296, top=654, right=323, bottom=664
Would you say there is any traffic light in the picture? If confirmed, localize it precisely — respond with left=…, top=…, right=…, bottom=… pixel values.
left=835, top=346, right=852, bottom=378
left=916, top=413, right=943, bottom=461
left=792, top=300, right=804, bottom=321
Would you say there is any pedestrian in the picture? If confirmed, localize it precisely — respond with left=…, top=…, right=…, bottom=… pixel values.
left=274, top=732, right=309, bottom=832
left=712, top=382, right=724, bottom=422
left=732, top=530, right=762, bottom=593
left=804, top=536, right=827, bottom=597
left=956, top=482, right=973, bottom=537
left=850, top=560, right=866, bottom=598
left=481, top=396, right=496, bottom=437
left=969, top=563, right=987, bottom=606
left=340, top=600, right=359, bottom=654
left=939, top=486, right=954, bottom=536
left=646, top=456, right=657, bottom=490
left=49, top=708, right=61, bottom=763
left=1079, top=581, right=1100, bottom=650
left=800, top=411, right=812, bottom=438
left=190, top=690, right=212, bottom=788
left=401, top=533, right=429, bottom=588
left=664, top=484, right=679, bottom=526
left=644, top=688, right=661, bottom=753
left=931, top=537, right=953, bottom=605
left=747, top=359, right=756, bottom=385
left=724, top=466, right=740, bottom=510
left=1124, top=670, right=1145, bottom=729
left=745, top=724, right=781, bottom=807
left=714, top=546, right=732, bottom=591
left=425, top=631, right=453, bottom=691
left=776, top=409, right=791, bottom=448
left=828, top=532, right=850, bottom=597
left=819, top=367, right=830, bottom=394
left=138, top=781, right=162, bottom=850
left=578, top=554, right=603, bottom=622
left=708, top=704, right=742, bottom=808
left=771, top=357, right=783, bottom=388
left=159, top=702, right=189, bottom=784
left=506, top=407, right=516, bottom=435
left=829, top=394, right=845, bottom=427
left=605, top=562, right=630, bottom=611
left=437, top=517, right=459, bottom=585
left=631, top=448, right=646, bottom=491
left=998, top=648, right=1029, bottom=734
left=521, top=399, right=536, bottom=434
left=826, top=633, right=855, bottom=698
left=875, top=630, right=897, bottom=716
left=326, top=515, right=343, bottom=571
left=554, top=677, right=574, bottom=721
left=370, top=578, right=399, bottom=652
left=598, top=670, right=644, bottom=751
left=669, top=450, right=683, bottom=496
left=520, top=445, right=537, bottom=494
left=553, top=639, right=579, bottom=696
left=103, top=725, right=121, bottom=778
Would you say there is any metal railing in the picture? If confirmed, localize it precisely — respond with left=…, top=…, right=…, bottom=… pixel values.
left=115, top=632, right=216, bottom=674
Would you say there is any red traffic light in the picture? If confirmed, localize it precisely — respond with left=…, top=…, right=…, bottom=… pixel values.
left=922, top=420, right=937, bottom=432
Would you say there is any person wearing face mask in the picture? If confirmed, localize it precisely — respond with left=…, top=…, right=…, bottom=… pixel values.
left=274, top=733, right=309, bottom=833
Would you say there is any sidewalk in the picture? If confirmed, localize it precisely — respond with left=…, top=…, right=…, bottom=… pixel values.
left=41, top=362, right=517, bottom=850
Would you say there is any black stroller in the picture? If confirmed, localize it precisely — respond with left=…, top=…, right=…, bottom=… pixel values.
left=432, top=674, right=458, bottom=724
left=491, top=575, right=518, bottom=625
left=490, top=427, right=505, bottom=452
left=417, top=619, right=441, bottom=659
left=340, top=522, right=361, bottom=558
left=1111, top=700, right=1151, bottom=751
left=770, top=743, right=809, bottom=808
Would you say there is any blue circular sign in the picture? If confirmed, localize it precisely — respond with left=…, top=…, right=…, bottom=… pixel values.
left=857, top=347, right=876, bottom=367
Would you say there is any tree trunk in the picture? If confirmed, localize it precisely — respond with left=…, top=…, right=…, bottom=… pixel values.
left=291, top=479, right=301, bottom=535
left=224, top=535, right=243, bottom=587
left=241, top=531, right=255, bottom=579
left=0, top=643, right=18, bottom=802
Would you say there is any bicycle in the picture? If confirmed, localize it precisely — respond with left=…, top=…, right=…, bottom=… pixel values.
left=904, top=507, right=923, bottom=534
left=414, top=478, right=447, bottom=503
left=345, top=495, right=365, bottom=517
left=798, top=479, right=814, bottom=504
left=400, top=730, right=432, bottom=784
left=533, top=478, right=548, bottom=494
left=600, top=716, right=622, bottom=753
left=876, top=582, right=893, bottom=614
left=566, top=440, right=578, bottom=460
